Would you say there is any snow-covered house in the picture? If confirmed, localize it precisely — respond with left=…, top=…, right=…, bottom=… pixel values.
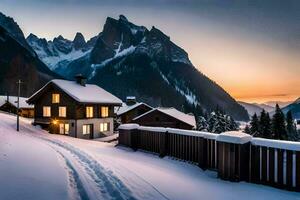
left=0, top=95, right=34, bottom=118
left=27, top=75, right=122, bottom=139
left=132, top=107, right=196, bottom=130
left=116, top=97, right=153, bottom=124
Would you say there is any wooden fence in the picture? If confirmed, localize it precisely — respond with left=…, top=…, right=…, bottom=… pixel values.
left=118, top=124, right=300, bottom=192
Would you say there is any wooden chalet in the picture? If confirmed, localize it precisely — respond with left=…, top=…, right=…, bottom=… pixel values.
left=0, top=95, right=34, bottom=118
left=132, top=107, right=196, bottom=130
left=27, top=75, right=122, bottom=139
left=116, top=97, right=153, bottom=124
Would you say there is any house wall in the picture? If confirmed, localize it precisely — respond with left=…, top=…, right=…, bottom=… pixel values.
left=20, top=108, right=34, bottom=118
left=120, top=104, right=152, bottom=123
left=76, top=118, right=114, bottom=139
left=133, top=110, right=193, bottom=130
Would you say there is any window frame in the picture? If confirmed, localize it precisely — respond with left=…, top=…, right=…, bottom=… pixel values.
left=43, top=106, right=51, bottom=117
left=100, top=106, right=109, bottom=118
left=100, top=122, right=110, bottom=132
left=82, top=124, right=91, bottom=135
left=86, top=106, right=94, bottom=118
left=59, top=106, right=67, bottom=117
left=52, top=93, right=60, bottom=103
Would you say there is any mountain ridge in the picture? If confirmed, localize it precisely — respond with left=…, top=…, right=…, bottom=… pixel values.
left=27, top=15, right=249, bottom=121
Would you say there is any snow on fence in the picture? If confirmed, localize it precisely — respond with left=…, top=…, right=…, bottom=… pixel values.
left=118, top=124, right=300, bottom=192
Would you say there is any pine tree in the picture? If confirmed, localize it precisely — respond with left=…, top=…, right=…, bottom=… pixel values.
left=244, top=124, right=251, bottom=134
left=259, top=110, right=272, bottom=138
left=250, top=113, right=260, bottom=136
left=272, top=104, right=287, bottom=140
left=207, top=111, right=238, bottom=133
left=286, top=110, right=297, bottom=141
left=196, top=116, right=208, bottom=131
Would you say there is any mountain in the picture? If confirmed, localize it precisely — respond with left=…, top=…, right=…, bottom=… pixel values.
left=238, top=101, right=265, bottom=117
left=0, top=12, right=58, bottom=97
left=253, top=103, right=274, bottom=113
left=280, top=98, right=300, bottom=119
left=26, top=33, right=97, bottom=70
left=263, top=100, right=292, bottom=108
left=28, top=15, right=249, bottom=121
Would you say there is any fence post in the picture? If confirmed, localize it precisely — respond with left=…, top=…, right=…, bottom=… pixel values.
left=198, top=137, right=207, bottom=170
left=159, top=131, right=169, bottom=158
left=216, top=131, right=252, bottom=182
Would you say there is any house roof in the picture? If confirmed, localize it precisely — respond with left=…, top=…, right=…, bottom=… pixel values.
left=0, top=96, right=33, bottom=109
left=28, top=79, right=122, bottom=105
left=133, top=107, right=196, bottom=128
left=116, top=102, right=153, bottom=116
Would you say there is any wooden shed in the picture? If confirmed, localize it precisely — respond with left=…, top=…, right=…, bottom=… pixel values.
left=132, top=107, right=196, bottom=130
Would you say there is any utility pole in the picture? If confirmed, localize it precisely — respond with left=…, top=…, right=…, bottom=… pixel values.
left=16, top=79, right=22, bottom=132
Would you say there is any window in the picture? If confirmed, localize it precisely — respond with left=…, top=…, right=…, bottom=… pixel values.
left=59, top=106, right=67, bottom=117
left=101, top=106, right=109, bottom=117
left=83, top=124, right=91, bottom=135
left=100, top=122, right=109, bottom=132
left=43, top=106, right=51, bottom=117
left=52, top=94, right=60, bottom=103
left=59, top=123, right=69, bottom=134
left=86, top=106, right=93, bottom=118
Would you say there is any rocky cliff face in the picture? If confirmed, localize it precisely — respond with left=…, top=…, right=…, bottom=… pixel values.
left=28, top=15, right=249, bottom=120
left=0, top=21, right=58, bottom=97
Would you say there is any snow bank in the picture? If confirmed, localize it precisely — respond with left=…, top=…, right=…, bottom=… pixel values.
left=251, top=138, right=300, bottom=151
left=217, top=131, right=252, bottom=144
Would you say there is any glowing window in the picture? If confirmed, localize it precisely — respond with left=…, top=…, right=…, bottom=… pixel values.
left=100, top=122, right=109, bottom=132
left=52, top=94, right=60, bottom=103
left=101, top=106, right=109, bottom=117
left=59, top=107, right=66, bottom=117
left=43, top=106, right=51, bottom=117
left=86, top=106, right=93, bottom=118
left=83, top=124, right=91, bottom=135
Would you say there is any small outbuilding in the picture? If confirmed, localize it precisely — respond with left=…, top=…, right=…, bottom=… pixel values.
left=116, top=97, right=153, bottom=124
left=132, top=107, right=196, bottom=130
left=0, top=95, right=34, bottom=118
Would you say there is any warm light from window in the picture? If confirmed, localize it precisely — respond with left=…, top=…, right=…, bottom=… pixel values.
left=59, top=106, right=67, bottom=117
left=43, top=106, right=51, bottom=117
left=100, top=122, right=109, bottom=132
left=83, top=124, right=91, bottom=135
left=86, top=107, right=93, bottom=118
left=52, top=94, right=60, bottom=103
left=101, top=106, right=109, bottom=117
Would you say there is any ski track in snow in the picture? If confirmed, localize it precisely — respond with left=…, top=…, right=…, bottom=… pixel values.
left=9, top=115, right=167, bottom=200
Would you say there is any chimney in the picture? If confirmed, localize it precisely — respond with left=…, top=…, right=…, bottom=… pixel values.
left=126, top=96, right=136, bottom=106
left=74, top=74, right=87, bottom=87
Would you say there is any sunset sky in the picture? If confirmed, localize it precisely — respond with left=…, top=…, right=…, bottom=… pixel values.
left=1, top=0, right=299, bottom=103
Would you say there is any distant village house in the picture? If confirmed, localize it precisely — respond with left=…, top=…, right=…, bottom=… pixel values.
left=27, top=75, right=122, bottom=139
left=0, top=95, right=34, bottom=118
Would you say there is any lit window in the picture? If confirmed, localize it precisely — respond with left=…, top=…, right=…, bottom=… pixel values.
left=101, top=106, right=109, bottom=117
left=100, top=122, right=109, bottom=132
left=43, top=106, right=51, bottom=117
left=86, top=106, right=93, bottom=118
left=83, top=124, right=91, bottom=135
left=52, top=94, right=60, bottom=103
left=59, top=123, right=69, bottom=134
left=59, top=106, right=67, bottom=117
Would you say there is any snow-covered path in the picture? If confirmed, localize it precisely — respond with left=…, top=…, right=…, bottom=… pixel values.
left=0, top=112, right=299, bottom=200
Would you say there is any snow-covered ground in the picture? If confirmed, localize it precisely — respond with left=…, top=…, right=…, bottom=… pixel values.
left=0, top=112, right=299, bottom=200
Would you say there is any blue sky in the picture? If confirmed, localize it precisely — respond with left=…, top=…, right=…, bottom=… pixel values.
left=0, top=0, right=299, bottom=102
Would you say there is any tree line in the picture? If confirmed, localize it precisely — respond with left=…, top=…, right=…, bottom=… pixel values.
left=244, top=104, right=299, bottom=141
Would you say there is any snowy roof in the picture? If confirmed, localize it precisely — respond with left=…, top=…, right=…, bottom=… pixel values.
left=0, top=96, right=33, bottom=109
left=133, top=107, right=196, bottom=128
left=116, top=102, right=152, bottom=115
left=28, top=79, right=122, bottom=105
left=216, top=131, right=252, bottom=144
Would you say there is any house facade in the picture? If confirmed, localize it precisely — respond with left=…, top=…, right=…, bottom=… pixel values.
left=27, top=76, right=122, bottom=139
left=132, top=107, right=196, bottom=130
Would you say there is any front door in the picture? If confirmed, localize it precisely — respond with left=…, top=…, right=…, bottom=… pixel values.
left=89, top=124, right=94, bottom=139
